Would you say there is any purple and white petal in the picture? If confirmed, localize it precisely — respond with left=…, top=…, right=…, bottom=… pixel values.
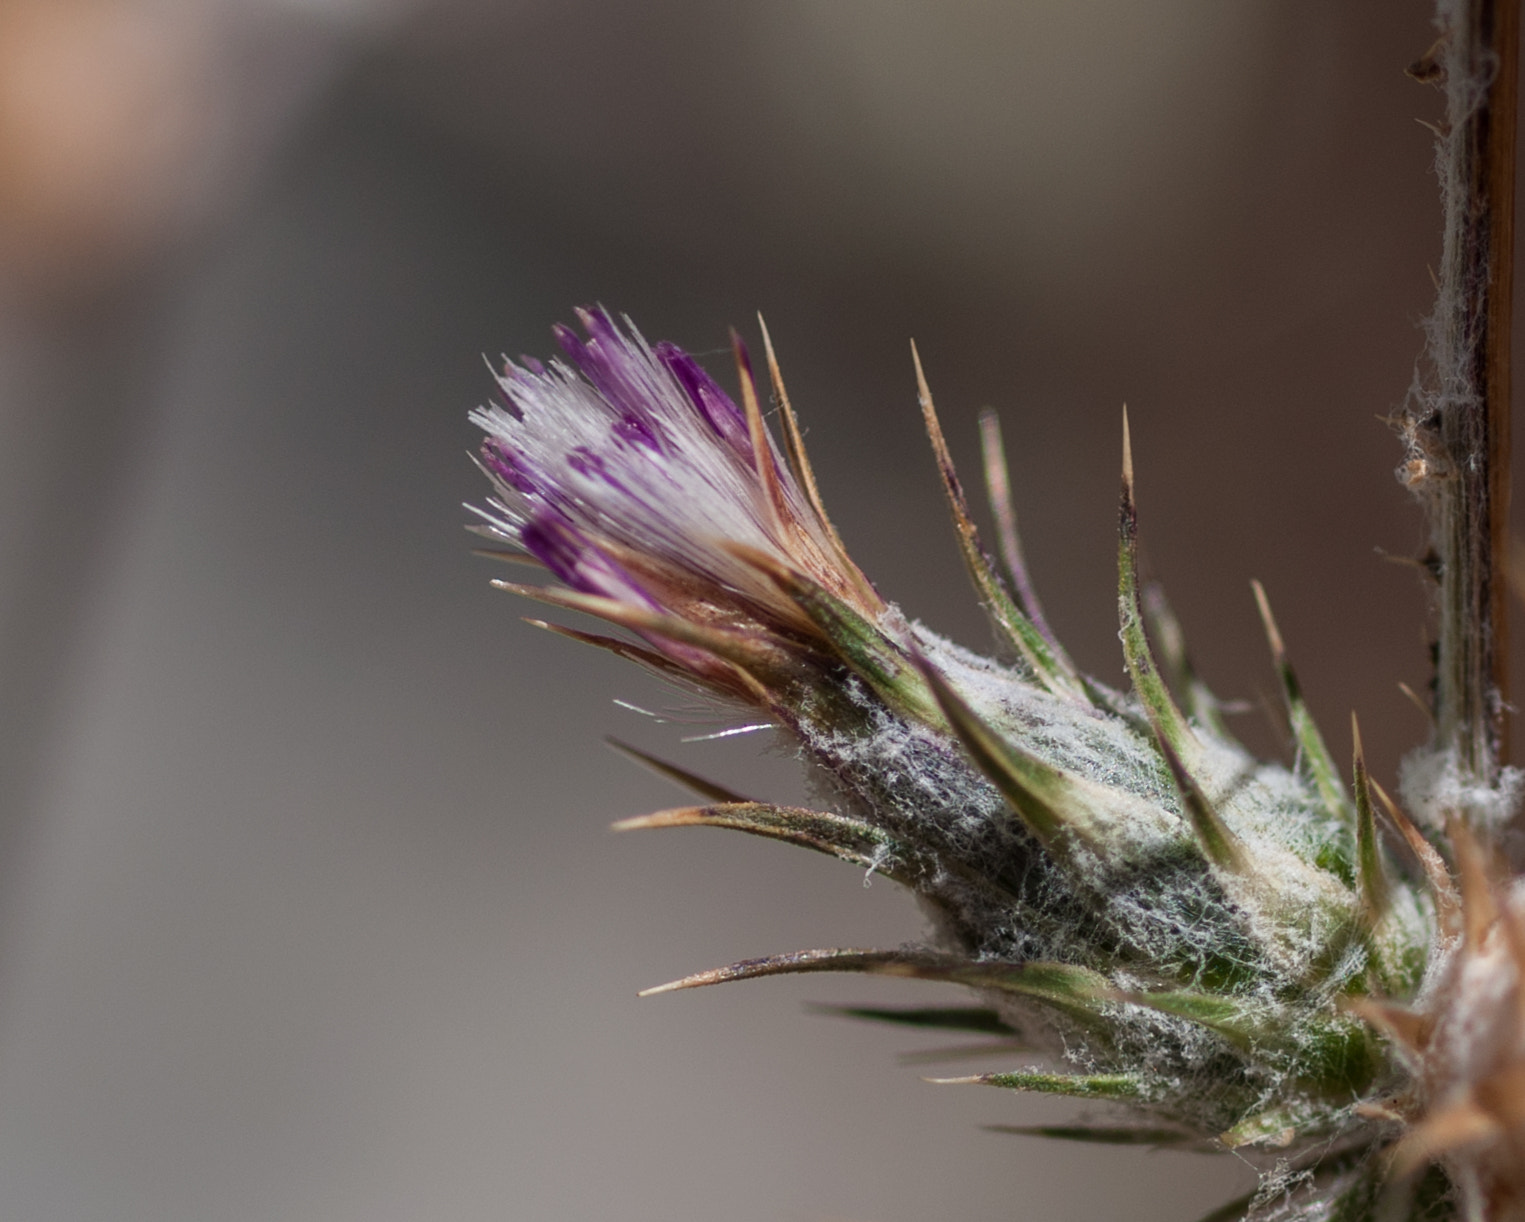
left=470, top=311, right=836, bottom=611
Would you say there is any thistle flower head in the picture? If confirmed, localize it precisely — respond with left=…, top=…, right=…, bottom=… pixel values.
left=470, top=306, right=883, bottom=706
left=471, top=310, right=1462, bottom=1218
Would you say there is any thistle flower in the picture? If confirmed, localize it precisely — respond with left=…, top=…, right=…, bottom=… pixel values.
left=468, top=307, right=1475, bottom=1218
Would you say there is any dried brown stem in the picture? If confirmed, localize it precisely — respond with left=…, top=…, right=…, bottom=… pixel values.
left=1405, top=0, right=1517, bottom=785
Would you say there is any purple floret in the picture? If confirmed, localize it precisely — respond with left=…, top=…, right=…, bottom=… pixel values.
left=520, top=514, right=658, bottom=609
left=552, top=308, right=669, bottom=436
left=611, top=411, right=662, bottom=451
left=655, top=340, right=752, bottom=462
left=481, top=437, right=543, bottom=497
left=565, top=445, right=636, bottom=499
left=471, top=309, right=817, bottom=616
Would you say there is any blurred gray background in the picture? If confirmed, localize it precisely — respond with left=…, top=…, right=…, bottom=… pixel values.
left=0, top=1, right=1514, bottom=1219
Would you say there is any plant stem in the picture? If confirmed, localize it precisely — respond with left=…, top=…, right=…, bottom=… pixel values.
left=1413, top=0, right=1517, bottom=785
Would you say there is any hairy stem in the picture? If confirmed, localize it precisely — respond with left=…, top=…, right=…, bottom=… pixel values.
left=1409, top=0, right=1517, bottom=785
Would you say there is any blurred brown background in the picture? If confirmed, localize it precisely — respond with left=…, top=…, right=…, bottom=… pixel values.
left=0, top=1, right=1512, bottom=1219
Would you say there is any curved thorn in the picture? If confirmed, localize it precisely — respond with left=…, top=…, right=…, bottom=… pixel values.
left=928, top=1071, right=1142, bottom=1099
left=1118, top=987, right=1260, bottom=1048
left=1398, top=681, right=1437, bottom=728
left=732, top=542, right=943, bottom=725
left=808, top=1004, right=1015, bottom=1035
left=912, top=655, right=1090, bottom=851
left=977, top=409, right=1060, bottom=649
left=1370, top=780, right=1460, bottom=934
left=492, top=580, right=773, bottom=671
left=1350, top=714, right=1392, bottom=920
left=605, top=739, right=752, bottom=804
left=1118, top=409, right=1198, bottom=769
left=755, top=315, right=878, bottom=609
left=982, top=1125, right=1208, bottom=1149
left=755, top=315, right=826, bottom=521
left=639, top=947, right=886, bottom=996
left=1154, top=713, right=1246, bottom=873
left=913, top=343, right=1082, bottom=697
left=1252, top=580, right=1350, bottom=821
left=612, top=803, right=917, bottom=883
left=639, top=948, right=1111, bottom=1023
left=730, top=328, right=790, bottom=539
left=525, top=619, right=696, bottom=684
left=1143, top=581, right=1236, bottom=743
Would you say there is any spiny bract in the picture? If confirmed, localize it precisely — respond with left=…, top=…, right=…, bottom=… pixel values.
left=468, top=307, right=1465, bottom=1220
